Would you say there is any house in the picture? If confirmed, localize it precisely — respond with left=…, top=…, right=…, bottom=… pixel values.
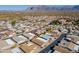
left=53, top=50, right=61, bottom=53
left=0, top=29, right=15, bottom=38
left=54, top=45, right=72, bottom=53
left=40, top=34, right=51, bottom=40
left=12, top=35, right=28, bottom=44
left=67, top=42, right=76, bottom=51
left=51, top=30, right=61, bottom=39
left=31, top=36, right=53, bottom=48
left=0, top=38, right=16, bottom=50
left=62, top=29, right=68, bottom=33
left=0, top=49, right=12, bottom=53
left=35, top=29, right=42, bottom=35
left=40, top=34, right=55, bottom=43
left=11, top=47, right=23, bottom=53
left=74, top=41, right=79, bottom=52
left=24, top=27, right=31, bottom=33
left=0, top=47, right=23, bottom=53
left=66, top=35, right=79, bottom=44
left=19, top=42, right=41, bottom=53
left=31, top=37, right=46, bottom=47
left=23, top=33, right=36, bottom=40
left=59, top=39, right=70, bottom=48
left=59, top=39, right=76, bottom=52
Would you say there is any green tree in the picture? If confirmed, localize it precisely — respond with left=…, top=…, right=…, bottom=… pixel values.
left=11, top=19, right=16, bottom=26
left=49, top=20, right=61, bottom=25
left=46, top=27, right=52, bottom=32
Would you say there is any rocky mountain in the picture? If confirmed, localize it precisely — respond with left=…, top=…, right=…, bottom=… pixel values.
left=24, top=5, right=79, bottom=12
left=0, top=5, right=79, bottom=12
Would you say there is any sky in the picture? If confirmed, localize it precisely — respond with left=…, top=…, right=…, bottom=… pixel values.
left=0, top=5, right=32, bottom=11
left=0, top=5, right=75, bottom=11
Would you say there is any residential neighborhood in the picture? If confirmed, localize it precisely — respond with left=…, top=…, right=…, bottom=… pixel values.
left=0, top=15, right=79, bottom=53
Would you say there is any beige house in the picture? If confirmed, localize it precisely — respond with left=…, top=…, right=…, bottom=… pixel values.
left=19, top=42, right=41, bottom=53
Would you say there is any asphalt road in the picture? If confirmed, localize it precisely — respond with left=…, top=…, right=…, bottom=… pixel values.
left=39, top=33, right=67, bottom=53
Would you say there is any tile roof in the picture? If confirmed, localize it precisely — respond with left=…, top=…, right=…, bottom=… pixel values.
left=31, top=38, right=45, bottom=47
left=54, top=45, right=71, bottom=53
left=19, top=42, right=40, bottom=53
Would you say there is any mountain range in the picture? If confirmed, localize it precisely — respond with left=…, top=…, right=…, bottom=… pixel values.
left=0, top=5, right=79, bottom=12
left=24, top=5, right=79, bottom=12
